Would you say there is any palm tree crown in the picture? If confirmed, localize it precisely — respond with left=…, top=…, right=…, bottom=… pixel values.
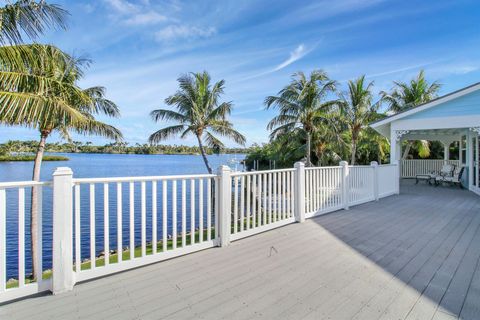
left=0, top=0, right=68, bottom=44
left=339, top=75, right=377, bottom=165
left=380, top=70, right=441, bottom=113
left=265, top=70, right=337, bottom=166
left=149, top=71, right=246, bottom=173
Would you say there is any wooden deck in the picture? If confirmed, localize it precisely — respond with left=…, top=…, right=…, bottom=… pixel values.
left=1, top=180, right=480, bottom=320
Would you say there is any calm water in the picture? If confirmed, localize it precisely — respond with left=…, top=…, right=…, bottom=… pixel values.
left=0, top=153, right=245, bottom=279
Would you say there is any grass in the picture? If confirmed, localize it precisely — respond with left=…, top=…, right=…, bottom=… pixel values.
left=0, top=155, right=69, bottom=162
left=6, top=229, right=215, bottom=289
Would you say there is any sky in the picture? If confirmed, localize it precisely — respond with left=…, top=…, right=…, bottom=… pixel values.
left=1, top=0, right=480, bottom=146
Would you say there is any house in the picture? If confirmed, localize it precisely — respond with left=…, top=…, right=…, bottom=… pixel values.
left=371, top=82, right=480, bottom=195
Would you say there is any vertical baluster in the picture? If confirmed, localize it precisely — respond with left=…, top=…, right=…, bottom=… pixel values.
left=214, top=177, right=219, bottom=240
left=246, top=175, right=251, bottom=230
left=291, top=171, right=295, bottom=217
left=286, top=172, right=290, bottom=217
left=190, top=179, right=195, bottom=245
left=0, top=189, right=5, bottom=292
left=141, top=182, right=146, bottom=257
left=233, top=176, right=238, bottom=233
left=129, top=182, right=134, bottom=260
left=273, top=172, right=277, bottom=222
left=262, top=173, right=267, bottom=225
left=268, top=173, right=272, bottom=223
left=104, top=183, right=109, bottom=266
left=282, top=171, right=286, bottom=219
left=117, top=183, right=122, bottom=263
left=74, top=193, right=87, bottom=279
left=90, top=184, right=96, bottom=267
left=36, top=185, right=43, bottom=281
left=172, top=180, right=177, bottom=249
left=18, top=188, right=25, bottom=287
left=199, top=179, right=203, bottom=243
left=207, top=179, right=212, bottom=241
left=312, top=170, right=317, bottom=213
left=181, top=179, right=186, bottom=247
left=152, top=181, right=157, bottom=254
left=251, top=174, right=256, bottom=228
left=74, top=184, right=82, bottom=272
left=162, top=180, right=167, bottom=252
left=240, top=176, right=245, bottom=231
left=257, top=174, right=262, bottom=225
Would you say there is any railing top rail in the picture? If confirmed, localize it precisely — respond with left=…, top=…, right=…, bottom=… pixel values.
left=401, top=159, right=459, bottom=161
left=348, top=165, right=374, bottom=169
left=73, top=173, right=217, bottom=184
left=0, top=180, right=51, bottom=189
left=230, top=168, right=295, bottom=176
left=378, top=164, right=397, bottom=167
left=305, top=166, right=341, bottom=170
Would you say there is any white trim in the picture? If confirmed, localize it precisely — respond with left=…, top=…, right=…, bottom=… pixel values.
left=391, top=115, right=480, bottom=131
left=371, top=83, right=480, bottom=129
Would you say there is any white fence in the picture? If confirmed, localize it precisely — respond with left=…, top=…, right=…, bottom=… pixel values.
left=401, top=159, right=460, bottom=178
left=0, top=161, right=398, bottom=303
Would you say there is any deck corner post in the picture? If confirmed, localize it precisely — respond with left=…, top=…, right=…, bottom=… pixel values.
left=217, top=165, right=231, bottom=247
left=340, top=161, right=349, bottom=210
left=370, top=161, right=379, bottom=201
left=294, top=162, right=305, bottom=223
left=52, top=167, right=75, bottom=295
left=393, top=160, right=400, bottom=194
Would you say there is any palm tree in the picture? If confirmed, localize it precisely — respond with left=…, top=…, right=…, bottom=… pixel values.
left=338, top=75, right=378, bottom=165
left=265, top=70, right=337, bottom=167
left=149, top=71, right=246, bottom=174
left=0, top=0, right=67, bottom=44
left=381, top=70, right=441, bottom=159
left=0, top=44, right=122, bottom=279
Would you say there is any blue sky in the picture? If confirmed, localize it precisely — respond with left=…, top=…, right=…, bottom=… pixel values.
left=1, top=0, right=480, bottom=146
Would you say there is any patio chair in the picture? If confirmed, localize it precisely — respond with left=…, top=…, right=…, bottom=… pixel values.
left=416, top=164, right=454, bottom=185
left=435, top=166, right=464, bottom=188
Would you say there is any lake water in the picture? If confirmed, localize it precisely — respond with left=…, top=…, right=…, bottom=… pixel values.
left=0, top=153, right=245, bottom=279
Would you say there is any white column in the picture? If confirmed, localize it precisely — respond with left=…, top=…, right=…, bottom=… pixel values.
left=217, top=165, right=231, bottom=247
left=370, top=161, right=379, bottom=201
left=390, top=134, right=402, bottom=164
left=52, top=167, right=74, bottom=294
left=340, top=161, right=349, bottom=210
left=294, top=162, right=305, bottom=223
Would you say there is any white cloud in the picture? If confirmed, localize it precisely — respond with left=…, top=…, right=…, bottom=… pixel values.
left=272, top=44, right=310, bottom=72
left=125, top=11, right=167, bottom=25
left=104, top=0, right=137, bottom=14
left=155, top=25, right=216, bottom=41
left=104, top=0, right=167, bottom=26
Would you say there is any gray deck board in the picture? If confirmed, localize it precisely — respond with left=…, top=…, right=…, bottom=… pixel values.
left=1, top=180, right=480, bottom=320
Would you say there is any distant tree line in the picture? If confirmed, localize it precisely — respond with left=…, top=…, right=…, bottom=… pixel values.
left=0, top=140, right=250, bottom=156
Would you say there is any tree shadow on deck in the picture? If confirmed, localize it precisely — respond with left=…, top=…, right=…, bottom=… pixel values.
left=309, top=179, right=480, bottom=319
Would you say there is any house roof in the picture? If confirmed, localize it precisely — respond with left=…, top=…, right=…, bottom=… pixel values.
left=370, top=82, right=480, bottom=133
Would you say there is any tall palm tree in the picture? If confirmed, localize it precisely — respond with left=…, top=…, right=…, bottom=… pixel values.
left=149, top=71, right=246, bottom=174
left=338, top=75, right=377, bottom=165
left=0, top=44, right=122, bottom=279
left=265, top=70, right=337, bottom=167
left=381, top=70, right=441, bottom=158
left=0, top=0, right=67, bottom=44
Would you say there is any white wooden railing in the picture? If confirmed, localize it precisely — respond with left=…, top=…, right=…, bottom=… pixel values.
left=401, top=159, right=460, bottom=178
left=230, top=169, right=295, bottom=241
left=0, top=161, right=398, bottom=302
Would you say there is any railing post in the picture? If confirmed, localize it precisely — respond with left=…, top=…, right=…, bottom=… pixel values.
left=370, top=161, right=379, bottom=201
left=340, top=161, right=349, bottom=210
left=217, top=165, right=231, bottom=247
left=294, top=162, right=305, bottom=223
left=52, top=167, right=74, bottom=294
left=393, top=160, right=400, bottom=194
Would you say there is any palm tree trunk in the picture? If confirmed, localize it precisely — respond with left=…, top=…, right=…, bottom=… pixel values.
left=306, top=132, right=312, bottom=167
left=30, top=131, right=48, bottom=280
left=196, top=134, right=212, bottom=174
left=351, top=140, right=357, bottom=165
left=402, top=141, right=412, bottom=159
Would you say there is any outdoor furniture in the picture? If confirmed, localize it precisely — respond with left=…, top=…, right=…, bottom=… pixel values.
left=415, top=173, right=436, bottom=184
left=436, top=166, right=465, bottom=188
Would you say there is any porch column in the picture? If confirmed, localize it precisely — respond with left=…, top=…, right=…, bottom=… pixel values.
left=389, top=130, right=402, bottom=164
left=443, top=143, right=450, bottom=162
